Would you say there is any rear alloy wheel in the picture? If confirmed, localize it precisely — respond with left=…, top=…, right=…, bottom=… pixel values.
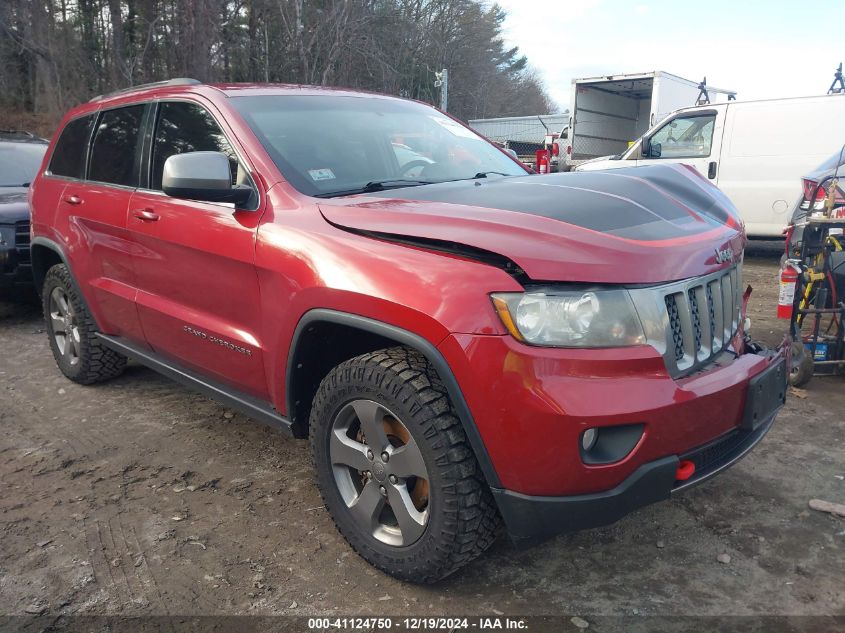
left=48, top=286, right=81, bottom=367
left=310, top=347, right=500, bottom=583
left=42, top=264, right=127, bottom=384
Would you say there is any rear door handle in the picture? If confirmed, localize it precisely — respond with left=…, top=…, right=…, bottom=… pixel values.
left=708, top=161, right=717, bottom=179
left=133, top=209, right=160, bottom=222
left=63, top=194, right=82, bottom=205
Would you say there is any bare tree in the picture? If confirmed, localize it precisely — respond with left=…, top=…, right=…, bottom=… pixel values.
left=0, top=0, right=556, bottom=130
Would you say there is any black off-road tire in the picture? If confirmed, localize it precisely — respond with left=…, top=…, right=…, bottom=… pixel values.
left=309, top=346, right=500, bottom=583
left=42, top=264, right=127, bottom=384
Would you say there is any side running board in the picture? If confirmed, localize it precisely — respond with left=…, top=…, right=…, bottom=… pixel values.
left=96, top=333, right=293, bottom=436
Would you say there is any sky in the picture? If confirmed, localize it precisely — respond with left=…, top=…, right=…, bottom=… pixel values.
left=493, top=0, right=845, bottom=112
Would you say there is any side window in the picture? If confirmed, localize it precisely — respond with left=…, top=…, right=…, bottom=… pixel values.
left=49, top=114, right=95, bottom=179
left=151, top=102, right=238, bottom=191
left=89, top=105, right=146, bottom=186
left=647, top=114, right=716, bottom=159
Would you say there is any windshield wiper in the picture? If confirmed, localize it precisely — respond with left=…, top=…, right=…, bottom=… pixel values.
left=0, top=183, right=29, bottom=187
left=472, top=171, right=511, bottom=178
left=314, top=179, right=434, bottom=198
left=442, top=172, right=514, bottom=184
left=361, top=179, right=433, bottom=191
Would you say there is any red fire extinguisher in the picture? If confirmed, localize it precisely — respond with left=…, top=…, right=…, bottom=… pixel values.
left=535, top=149, right=550, bottom=174
left=777, top=262, right=800, bottom=319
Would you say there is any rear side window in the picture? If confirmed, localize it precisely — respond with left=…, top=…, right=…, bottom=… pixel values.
left=49, top=115, right=95, bottom=179
left=151, top=102, right=238, bottom=190
left=89, top=105, right=146, bottom=187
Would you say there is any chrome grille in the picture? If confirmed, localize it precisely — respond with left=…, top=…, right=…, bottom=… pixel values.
left=14, top=220, right=30, bottom=264
left=629, top=263, right=743, bottom=377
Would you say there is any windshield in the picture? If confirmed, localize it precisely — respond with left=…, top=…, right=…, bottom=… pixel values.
left=0, top=142, right=47, bottom=186
left=231, top=95, right=527, bottom=197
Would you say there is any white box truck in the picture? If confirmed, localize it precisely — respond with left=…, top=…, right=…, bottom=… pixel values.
left=558, top=71, right=735, bottom=171
left=576, top=93, right=845, bottom=237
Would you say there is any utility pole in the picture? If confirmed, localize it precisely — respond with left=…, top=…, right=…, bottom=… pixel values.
left=434, top=69, right=448, bottom=112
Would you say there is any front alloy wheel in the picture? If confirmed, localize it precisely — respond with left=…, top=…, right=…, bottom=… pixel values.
left=309, top=347, right=500, bottom=583
left=330, top=399, right=430, bottom=547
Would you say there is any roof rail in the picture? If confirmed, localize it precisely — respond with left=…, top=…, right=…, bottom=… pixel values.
left=0, top=130, right=48, bottom=143
left=0, top=130, right=37, bottom=138
left=89, top=78, right=201, bottom=102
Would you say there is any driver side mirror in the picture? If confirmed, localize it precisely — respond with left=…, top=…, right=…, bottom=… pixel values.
left=642, top=137, right=661, bottom=158
left=162, top=151, right=252, bottom=206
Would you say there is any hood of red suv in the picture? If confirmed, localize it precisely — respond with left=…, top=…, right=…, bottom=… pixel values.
left=318, top=164, right=744, bottom=285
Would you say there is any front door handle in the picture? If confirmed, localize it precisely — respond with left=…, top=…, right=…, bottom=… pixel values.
left=63, top=194, right=82, bottom=205
left=708, top=161, right=717, bottom=179
left=133, top=209, right=160, bottom=222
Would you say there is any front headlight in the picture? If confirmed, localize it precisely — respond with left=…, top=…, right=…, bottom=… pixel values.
left=491, top=289, right=646, bottom=347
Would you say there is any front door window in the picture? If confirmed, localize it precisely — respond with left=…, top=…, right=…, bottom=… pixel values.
left=647, top=114, right=716, bottom=159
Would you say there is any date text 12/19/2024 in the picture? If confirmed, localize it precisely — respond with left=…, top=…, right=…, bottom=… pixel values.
left=307, top=618, right=529, bottom=630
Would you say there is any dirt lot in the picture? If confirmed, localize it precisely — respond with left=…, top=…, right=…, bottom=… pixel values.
left=1, top=244, right=844, bottom=624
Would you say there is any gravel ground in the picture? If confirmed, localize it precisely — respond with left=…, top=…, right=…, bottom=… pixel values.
left=1, top=243, right=843, bottom=625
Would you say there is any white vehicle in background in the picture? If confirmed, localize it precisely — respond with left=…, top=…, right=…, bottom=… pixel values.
left=468, top=113, right=569, bottom=170
left=577, top=93, right=845, bottom=238
left=559, top=71, right=735, bottom=171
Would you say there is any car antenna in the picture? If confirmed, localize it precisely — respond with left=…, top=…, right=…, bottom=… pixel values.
left=828, top=63, right=845, bottom=94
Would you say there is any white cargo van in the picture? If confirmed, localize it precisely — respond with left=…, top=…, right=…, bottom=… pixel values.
left=577, top=94, right=845, bottom=237
left=559, top=71, right=735, bottom=171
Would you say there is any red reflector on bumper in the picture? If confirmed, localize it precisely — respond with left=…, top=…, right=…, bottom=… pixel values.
left=675, top=460, right=696, bottom=481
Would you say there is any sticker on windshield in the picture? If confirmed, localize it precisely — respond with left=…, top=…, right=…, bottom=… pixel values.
left=430, top=116, right=478, bottom=139
left=308, top=168, right=336, bottom=181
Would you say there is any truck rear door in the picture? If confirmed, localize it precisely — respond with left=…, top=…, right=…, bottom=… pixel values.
left=651, top=73, right=701, bottom=128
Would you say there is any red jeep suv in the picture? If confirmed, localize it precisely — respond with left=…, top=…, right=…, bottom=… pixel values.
left=29, top=79, right=787, bottom=582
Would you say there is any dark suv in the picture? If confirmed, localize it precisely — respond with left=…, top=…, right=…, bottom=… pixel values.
left=0, top=131, right=48, bottom=299
left=30, top=79, right=787, bottom=582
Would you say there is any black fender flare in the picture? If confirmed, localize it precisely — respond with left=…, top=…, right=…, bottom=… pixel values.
left=30, top=236, right=101, bottom=330
left=286, top=308, right=502, bottom=489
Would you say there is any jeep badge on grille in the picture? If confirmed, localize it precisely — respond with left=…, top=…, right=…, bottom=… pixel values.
left=715, top=247, right=734, bottom=264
